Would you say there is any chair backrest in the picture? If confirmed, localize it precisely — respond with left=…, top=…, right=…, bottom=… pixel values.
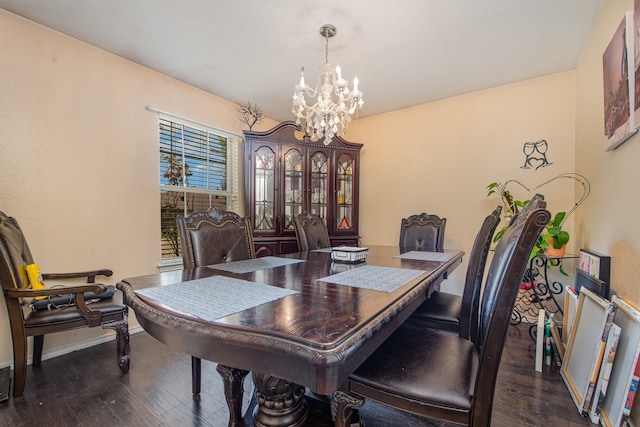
left=471, top=199, right=549, bottom=425
left=399, top=212, right=446, bottom=252
left=0, top=211, right=35, bottom=292
left=508, top=193, right=544, bottom=227
left=459, top=206, right=502, bottom=341
left=177, top=208, right=255, bottom=268
left=293, top=212, right=331, bottom=252
left=0, top=211, right=37, bottom=333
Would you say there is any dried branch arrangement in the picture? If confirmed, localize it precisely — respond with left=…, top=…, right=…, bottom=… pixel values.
left=238, top=102, right=264, bottom=131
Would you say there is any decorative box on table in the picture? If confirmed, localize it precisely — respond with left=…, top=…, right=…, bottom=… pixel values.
left=331, top=247, right=368, bottom=263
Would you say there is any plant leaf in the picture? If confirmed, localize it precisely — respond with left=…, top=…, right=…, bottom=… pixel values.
left=551, top=211, right=566, bottom=226
left=556, top=231, right=570, bottom=246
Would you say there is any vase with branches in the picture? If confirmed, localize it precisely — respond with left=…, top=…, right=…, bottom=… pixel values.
left=238, top=102, right=264, bottom=131
left=486, top=180, right=531, bottom=243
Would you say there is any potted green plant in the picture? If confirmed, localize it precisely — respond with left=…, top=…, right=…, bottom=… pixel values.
left=486, top=181, right=570, bottom=274
left=541, top=211, right=570, bottom=257
left=487, top=174, right=592, bottom=280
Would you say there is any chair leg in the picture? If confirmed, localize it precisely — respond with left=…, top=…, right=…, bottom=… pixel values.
left=331, top=390, right=365, bottom=427
left=102, top=319, right=130, bottom=373
left=32, top=335, right=44, bottom=367
left=216, top=364, right=249, bottom=427
left=11, top=335, right=28, bottom=398
left=192, top=356, right=201, bottom=398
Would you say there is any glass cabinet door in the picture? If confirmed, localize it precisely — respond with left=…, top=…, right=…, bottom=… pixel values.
left=336, top=154, right=354, bottom=230
left=254, top=146, right=275, bottom=231
left=310, top=151, right=328, bottom=221
left=283, top=148, right=304, bottom=230
left=245, top=121, right=361, bottom=254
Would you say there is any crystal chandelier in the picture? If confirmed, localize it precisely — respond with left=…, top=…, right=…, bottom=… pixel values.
left=292, top=24, right=364, bottom=145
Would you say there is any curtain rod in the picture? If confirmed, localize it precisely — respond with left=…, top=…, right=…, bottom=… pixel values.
left=144, top=105, right=241, bottom=138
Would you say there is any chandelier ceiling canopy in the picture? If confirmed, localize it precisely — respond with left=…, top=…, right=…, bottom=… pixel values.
left=292, top=24, right=364, bottom=145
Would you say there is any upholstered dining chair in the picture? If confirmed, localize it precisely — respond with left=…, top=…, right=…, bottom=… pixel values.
left=177, top=207, right=256, bottom=269
left=407, top=206, right=502, bottom=339
left=293, top=211, right=331, bottom=251
left=332, top=199, right=550, bottom=427
left=176, top=207, right=255, bottom=424
left=399, top=212, right=446, bottom=252
left=0, top=211, right=129, bottom=398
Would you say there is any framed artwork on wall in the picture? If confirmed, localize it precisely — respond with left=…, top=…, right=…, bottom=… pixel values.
left=602, top=11, right=638, bottom=151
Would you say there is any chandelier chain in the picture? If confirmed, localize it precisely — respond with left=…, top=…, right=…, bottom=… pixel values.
left=324, top=33, right=329, bottom=65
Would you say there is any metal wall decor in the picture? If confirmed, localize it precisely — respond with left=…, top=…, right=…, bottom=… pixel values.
left=521, top=139, right=552, bottom=170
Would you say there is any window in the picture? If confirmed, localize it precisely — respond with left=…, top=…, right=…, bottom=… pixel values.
left=158, top=115, right=239, bottom=260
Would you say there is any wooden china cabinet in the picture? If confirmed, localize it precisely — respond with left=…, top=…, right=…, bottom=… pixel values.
left=243, top=121, right=362, bottom=256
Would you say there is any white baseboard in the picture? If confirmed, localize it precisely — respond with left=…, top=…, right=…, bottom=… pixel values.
left=0, top=325, right=144, bottom=370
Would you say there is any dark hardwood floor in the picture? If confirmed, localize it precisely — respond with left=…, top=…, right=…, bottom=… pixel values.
left=0, top=323, right=593, bottom=426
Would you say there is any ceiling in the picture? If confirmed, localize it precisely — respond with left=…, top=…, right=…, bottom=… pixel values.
left=0, top=0, right=604, bottom=123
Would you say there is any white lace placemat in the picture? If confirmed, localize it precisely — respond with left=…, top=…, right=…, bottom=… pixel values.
left=136, top=276, right=299, bottom=322
left=208, top=256, right=305, bottom=274
left=394, top=251, right=455, bottom=262
left=318, top=265, right=426, bottom=293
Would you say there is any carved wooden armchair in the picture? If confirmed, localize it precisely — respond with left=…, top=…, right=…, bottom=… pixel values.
left=177, top=207, right=255, bottom=425
left=399, top=212, right=446, bottom=252
left=293, top=212, right=331, bottom=251
left=332, top=200, right=549, bottom=427
left=408, top=206, right=502, bottom=339
left=0, top=211, right=129, bottom=398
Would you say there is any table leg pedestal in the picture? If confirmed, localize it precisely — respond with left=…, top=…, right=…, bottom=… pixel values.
left=216, top=364, right=250, bottom=427
left=252, top=372, right=309, bottom=427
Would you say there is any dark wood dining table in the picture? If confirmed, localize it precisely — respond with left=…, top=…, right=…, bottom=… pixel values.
left=117, top=245, right=464, bottom=427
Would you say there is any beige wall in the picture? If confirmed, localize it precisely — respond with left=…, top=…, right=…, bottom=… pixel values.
left=0, top=9, right=277, bottom=365
left=577, top=4, right=640, bottom=424
left=575, top=0, right=640, bottom=418
left=575, top=0, right=640, bottom=305
left=347, top=72, right=576, bottom=295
